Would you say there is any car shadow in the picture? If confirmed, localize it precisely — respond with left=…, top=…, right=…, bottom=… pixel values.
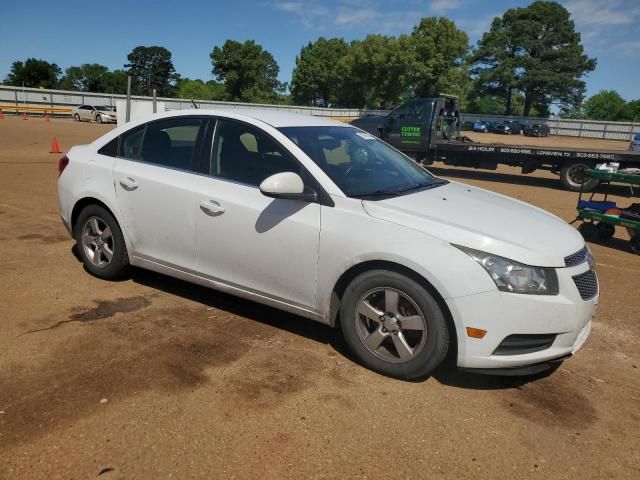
left=130, top=267, right=544, bottom=390
left=428, top=166, right=638, bottom=197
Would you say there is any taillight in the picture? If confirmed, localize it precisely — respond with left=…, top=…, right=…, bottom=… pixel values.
left=58, top=155, right=69, bottom=176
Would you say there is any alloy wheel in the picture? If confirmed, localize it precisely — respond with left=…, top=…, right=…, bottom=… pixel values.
left=81, top=216, right=114, bottom=268
left=354, top=287, right=428, bottom=363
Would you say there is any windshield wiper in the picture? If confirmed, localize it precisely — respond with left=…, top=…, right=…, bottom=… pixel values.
left=394, top=179, right=448, bottom=194
left=350, top=188, right=400, bottom=198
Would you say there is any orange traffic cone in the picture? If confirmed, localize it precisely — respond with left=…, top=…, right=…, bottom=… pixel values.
left=50, top=137, right=62, bottom=154
left=0, top=110, right=4, bottom=119
left=45, top=112, right=49, bottom=122
left=22, top=112, right=28, bottom=120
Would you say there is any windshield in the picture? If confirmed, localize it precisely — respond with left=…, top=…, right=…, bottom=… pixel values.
left=278, top=126, right=446, bottom=198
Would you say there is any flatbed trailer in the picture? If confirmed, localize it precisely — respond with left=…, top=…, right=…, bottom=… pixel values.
left=351, top=96, right=640, bottom=192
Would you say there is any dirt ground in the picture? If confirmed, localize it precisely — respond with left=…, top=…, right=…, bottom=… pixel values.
left=1, top=116, right=639, bottom=479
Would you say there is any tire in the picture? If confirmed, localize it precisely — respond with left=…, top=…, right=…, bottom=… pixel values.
left=340, top=270, right=449, bottom=380
left=578, top=222, right=598, bottom=241
left=596, top=222, right=615, bottom=241
left=74, top=204, right=130, bottom=280
left=73, top=113, right=80, bottom=122
left=560, top=161, right=599, bottom=192
left=96, top=114, right=102, bottom=124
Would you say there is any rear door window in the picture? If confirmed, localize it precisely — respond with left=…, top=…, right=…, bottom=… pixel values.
left=140, top=118, right=204, bottom=171
left=117, top=118, right=206, bottom=171
left=119, top=126, right=145, bottom=161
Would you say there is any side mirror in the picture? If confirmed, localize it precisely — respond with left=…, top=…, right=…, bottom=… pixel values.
left=259, top=172, right=318, bottom=202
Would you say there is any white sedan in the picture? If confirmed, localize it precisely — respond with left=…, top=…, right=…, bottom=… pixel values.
left=57, top=109, right=597, bottom=379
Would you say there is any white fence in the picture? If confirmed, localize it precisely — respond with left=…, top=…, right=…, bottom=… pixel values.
left=1, top=85, right=637, bottom=141
left=0, top=85, right=386, bottom=119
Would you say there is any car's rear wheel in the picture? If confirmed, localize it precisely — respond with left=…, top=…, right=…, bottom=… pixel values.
left=73, top=113, right=80, bottom=122
left=74, top=205, right=130, bottom=280
left=340, top=270, right=449, bottom=380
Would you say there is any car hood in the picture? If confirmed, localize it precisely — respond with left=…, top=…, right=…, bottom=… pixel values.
left=362, top=181, right=584, bottom=267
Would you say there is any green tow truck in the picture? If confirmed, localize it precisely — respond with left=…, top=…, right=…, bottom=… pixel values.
left=350, top=96, right=640, bottom=192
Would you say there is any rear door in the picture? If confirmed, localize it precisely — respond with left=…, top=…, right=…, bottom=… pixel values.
left=112, top=116, right=208, bottom=270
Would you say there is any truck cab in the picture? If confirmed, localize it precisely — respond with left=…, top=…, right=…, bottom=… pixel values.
left=351, top=96, right=460, bottom=161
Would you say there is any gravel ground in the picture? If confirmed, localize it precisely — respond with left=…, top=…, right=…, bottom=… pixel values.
left=1, top=117, right=639, bottom=479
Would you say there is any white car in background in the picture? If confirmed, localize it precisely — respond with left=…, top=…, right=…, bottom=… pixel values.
left=72, top=105, right=117, bottom=124
left=57, top=109, right=597, bottom=380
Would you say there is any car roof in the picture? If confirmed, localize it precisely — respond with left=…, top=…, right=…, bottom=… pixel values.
left=152, top=108, right=349, bottom=128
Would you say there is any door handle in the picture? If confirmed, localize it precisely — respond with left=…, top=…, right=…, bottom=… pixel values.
left=200, top=200, right=225, bottom=216
left=119, top=177, right=139, bottom=191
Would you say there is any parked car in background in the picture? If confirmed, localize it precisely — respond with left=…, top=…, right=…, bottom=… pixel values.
left=58, top=109, right=596, bottom=380
left=473, top=120, right=495, bottom=133
left=630, top=132, right=640, bottom=151
left=491, top=123, right=515, bottom=135
left=503, top=120, right=524, bottom=134
left=524, top=123, right=551, bottom=137
left=72, top=105, right=117, bottom=124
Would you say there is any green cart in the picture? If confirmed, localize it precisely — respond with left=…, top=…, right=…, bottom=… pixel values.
left=575, top=169, right=640, bottom=254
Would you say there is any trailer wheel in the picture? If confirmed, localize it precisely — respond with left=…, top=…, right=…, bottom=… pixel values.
left=578, top=222, right=597, bottom=241
left=560, top=161, right=599, bottom=192
left=596, top=222, right=615, bottom=241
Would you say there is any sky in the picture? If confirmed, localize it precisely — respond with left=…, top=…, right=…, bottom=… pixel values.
left=0, top=0, right=638, bottom=100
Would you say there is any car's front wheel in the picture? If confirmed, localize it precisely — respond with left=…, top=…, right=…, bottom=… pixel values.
left=73, top=113, right=80, bottom=122
left=74, top=204, right=130, bottom=280
left=340, top=270, right=449, bottom=380
left=96, top=114, right=102, bottom=124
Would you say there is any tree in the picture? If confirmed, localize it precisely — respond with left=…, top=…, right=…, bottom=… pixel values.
left=210, top=40, right=283, bottom=102
left=627, top=99, right=640, bottom=122
left=290, top=37, right=350, bottom=106
left=58, top=65, right=129, bottom=94
left=408, top=17, right=470, bottom=98
left=104, top=70, right=129, bottom=94
left=3, top=58, right=61, bottom=88
left=125, top=46, right=179, bottom=97
left=59, top=64, right=108, bottom=92
left=337, top=35, right=413, bottom=109
left=472, top=1, right=596, bottom=116
left=177, top=78, right=226, bottom=101
left=471, top=16, right=520, bottom=115
left=583, top=90, right=631, bottom=121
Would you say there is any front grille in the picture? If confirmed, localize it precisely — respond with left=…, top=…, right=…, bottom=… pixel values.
left=493, top=334, right=557, bottom=356
left=565, top=247, right=588, bottom=267
left=572, top=269, right=598, bottom=300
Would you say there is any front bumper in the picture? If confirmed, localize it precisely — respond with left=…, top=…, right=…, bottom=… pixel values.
left=448, top=261, right=597, bottom=370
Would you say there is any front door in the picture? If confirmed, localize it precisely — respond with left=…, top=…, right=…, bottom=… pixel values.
left=194, top=119, right=321, bottom=309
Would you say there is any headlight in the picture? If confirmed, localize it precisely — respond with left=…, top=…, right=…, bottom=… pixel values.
left=454, top=245, right=559, bottom=295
